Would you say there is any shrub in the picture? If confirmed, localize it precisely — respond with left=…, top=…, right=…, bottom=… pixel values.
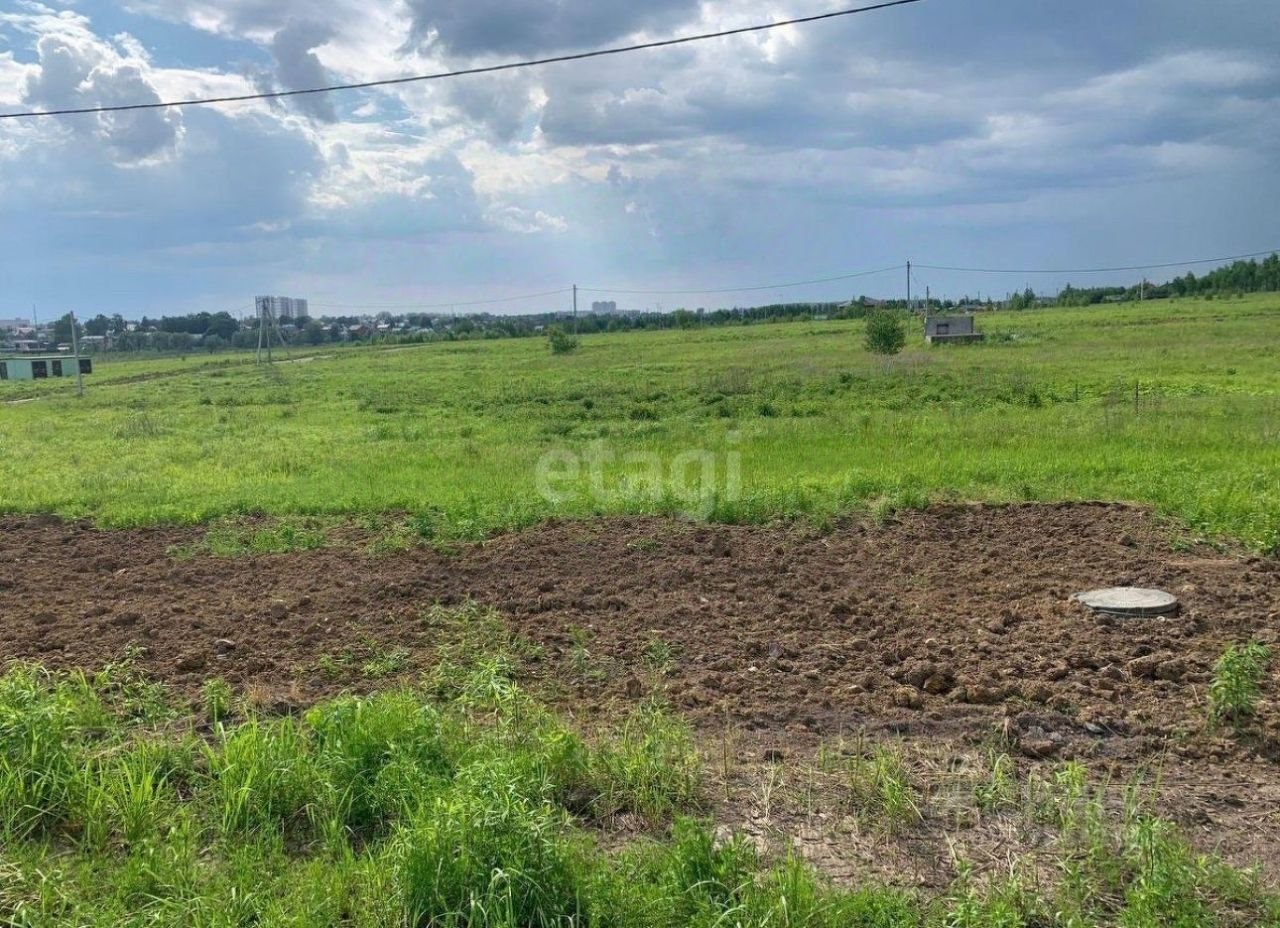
left=864, top=311, right=907, bottom=355
left=1209, top=640, right=1272, bottom=727
left=548, top=327, right=579, bottom=355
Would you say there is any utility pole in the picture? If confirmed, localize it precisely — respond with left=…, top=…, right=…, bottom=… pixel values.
left=906, top=261, right=911, bottom=310
left=70, top=310, right=84, bottom=398
left=572, top=284, right=578, bottom=334
left=256, top=298, right=265, bottom=363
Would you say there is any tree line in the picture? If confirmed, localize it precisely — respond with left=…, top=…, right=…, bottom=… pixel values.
left=27, top=254, right=1279, bottom=355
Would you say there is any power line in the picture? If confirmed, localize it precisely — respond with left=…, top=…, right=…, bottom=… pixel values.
left=0, top=0, right=925, bottom=121
left=579, top=264, right=905, bottom=296
left=307, top=246, right=1279, bottom=310
left=310, top=288, right=571, bottom=311
left=915, top=249, right=1280, bottom=276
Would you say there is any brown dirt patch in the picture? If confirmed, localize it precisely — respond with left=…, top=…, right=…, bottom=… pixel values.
left=2, top=502, right=1278, bottom=885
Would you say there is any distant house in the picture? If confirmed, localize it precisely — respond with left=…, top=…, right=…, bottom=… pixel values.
left=924, top=315, right=984, bottom=345
left=0, top=356, right=93, bottom=381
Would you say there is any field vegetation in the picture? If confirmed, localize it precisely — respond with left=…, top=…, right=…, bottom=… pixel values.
left=2, top=295, right=1276, bottom=550
left=2, top=619, right=1275, bottom=928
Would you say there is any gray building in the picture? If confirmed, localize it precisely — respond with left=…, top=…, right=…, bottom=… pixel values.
left=0, top=356, right=92, bottom=381
left=591, top=300, right=618, bottom=314
left=0, top=318, right=30, bottom=331
left=254, top=296, right=309, bottom=319
left=924, top=314, right=984, bottom=344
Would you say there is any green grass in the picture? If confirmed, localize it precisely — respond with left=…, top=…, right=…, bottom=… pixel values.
left=0, top=654, right=1275, bottom=927
left=2, top=296, right=1278, bottom=549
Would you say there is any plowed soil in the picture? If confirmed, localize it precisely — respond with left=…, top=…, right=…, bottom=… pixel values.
left=2, top=503, right=1279, bottom=882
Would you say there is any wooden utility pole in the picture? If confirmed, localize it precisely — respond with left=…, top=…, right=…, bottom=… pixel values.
left=906, top=261, right=911, bottom=309
left=572, top=284, right=578, bottom=334
left=69, top=310, right=84, bottom=398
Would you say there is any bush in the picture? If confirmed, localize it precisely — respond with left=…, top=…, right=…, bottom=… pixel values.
left=548, top=327, right=579, bottom=355
left=864, top=311, right=907, bottom=355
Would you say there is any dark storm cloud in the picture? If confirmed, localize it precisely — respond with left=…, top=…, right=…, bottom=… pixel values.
left=402, top=0, right=702, bottom=56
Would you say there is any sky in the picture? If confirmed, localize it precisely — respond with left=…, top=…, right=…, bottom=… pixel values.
left=1, top=0, right=1278, bottom=318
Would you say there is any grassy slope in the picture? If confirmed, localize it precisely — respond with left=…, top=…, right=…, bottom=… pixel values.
left=1, top=296, right=1277, bottom=548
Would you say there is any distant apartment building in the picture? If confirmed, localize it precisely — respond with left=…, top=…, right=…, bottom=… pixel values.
left=591, top=301, right=618, bottom=314
left=0, top=317, right=31, bottom=331
left=254, top=296, right=309, bottom=320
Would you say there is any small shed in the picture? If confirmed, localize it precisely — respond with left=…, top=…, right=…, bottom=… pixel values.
left=0, top=356, right=93, bottom=381
left=924, top=315, right=984, bottom=345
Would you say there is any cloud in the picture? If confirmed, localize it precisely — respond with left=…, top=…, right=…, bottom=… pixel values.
left=267, top=20, right=337, bottom=122
left=3, top=0, right=1279, bottom=313
left=402, top=0, right=701, bottom=56
left=8, top=9, right=183, bottom=164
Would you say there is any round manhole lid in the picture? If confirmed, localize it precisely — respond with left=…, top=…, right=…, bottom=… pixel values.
left=1072, top=587, right=1179, bottom=617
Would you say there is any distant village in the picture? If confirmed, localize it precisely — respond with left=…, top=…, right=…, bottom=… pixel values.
left=0, top=293, right=990, bottom=356
left=3, top=256, right=1275, bottom=356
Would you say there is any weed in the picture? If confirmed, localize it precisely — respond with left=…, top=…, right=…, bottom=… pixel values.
left=974, top=751, right=1018, bottom=813
left=362, top=647, right=412, bottom=679
left=589, top=702, right=701, bottom=819
left=641, top=636, right=676, bottom=677
left=567, top=626, right=605, bottom=686
left=202, top=678, right=233, bottom=724
left=847, top=747, right=922, bottom=829
left=1209, top=640, right=1272, bottom=727
left=316, top=652, right=355, bottom=681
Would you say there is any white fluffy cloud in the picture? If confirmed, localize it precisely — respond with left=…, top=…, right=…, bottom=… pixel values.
left=4, top=6, right=182, bottom=164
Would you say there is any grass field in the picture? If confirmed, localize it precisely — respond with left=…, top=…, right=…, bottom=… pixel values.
left=2, top=296, right=1278, bottom=549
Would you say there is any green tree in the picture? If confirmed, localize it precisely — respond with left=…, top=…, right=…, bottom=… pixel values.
left=51, top=313, right=82, bottom=345
left=83, top=314, right=112, bottom=337
left=864, top=311, right=906, bottom=355
left=304, top=321, right=328, bottom=345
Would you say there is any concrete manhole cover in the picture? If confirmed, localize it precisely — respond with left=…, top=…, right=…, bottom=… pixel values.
left=1072, top=587, right=1180, bottom=617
